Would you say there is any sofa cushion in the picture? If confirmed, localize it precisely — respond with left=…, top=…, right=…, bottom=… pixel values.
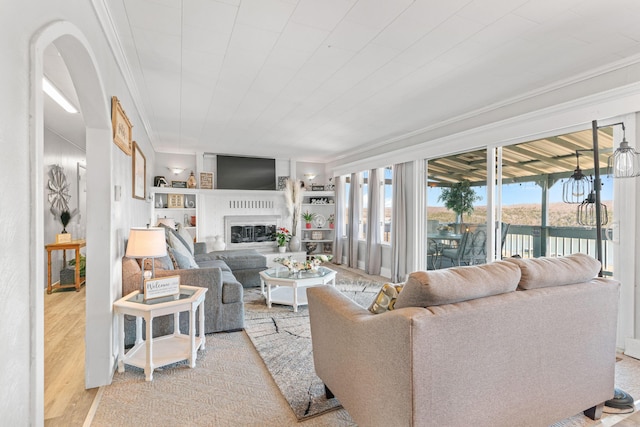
left=176, top=223, right=194, bottom=254
left=140, top=253, right=174, bottom=271
left=196, top=259, right=233, bottom=272
left=368, top=283, right=404, bottom=314
left=168, top=232, right=199, bottom=268
left=194, top=249, right=266, bottom=270
left=394, top=260, right=520, bottom=309
left=168, top=246, right=199, bottom=270
left=503, top=253, right=601, bottom=290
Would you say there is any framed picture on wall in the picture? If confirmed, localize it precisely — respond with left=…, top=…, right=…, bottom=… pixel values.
left=132, top=141, right=146, bottom=200
left=111, top=96, right=133, bottom=156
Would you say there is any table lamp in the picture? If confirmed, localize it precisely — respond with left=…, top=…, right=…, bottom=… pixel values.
left=125, top=226, right=167, bottom=291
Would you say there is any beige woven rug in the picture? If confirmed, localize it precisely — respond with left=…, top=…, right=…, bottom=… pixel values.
left=243, top=268, right=384, bottom=421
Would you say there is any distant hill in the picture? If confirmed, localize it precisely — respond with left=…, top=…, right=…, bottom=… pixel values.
left=426, top=201, right=613, bottom=227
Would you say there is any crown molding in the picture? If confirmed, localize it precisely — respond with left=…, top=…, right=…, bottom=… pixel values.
left=90, top=0, right=157, bottom=147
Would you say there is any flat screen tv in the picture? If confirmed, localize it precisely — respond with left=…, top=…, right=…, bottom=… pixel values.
left=216, top=155, right=276, bottom=190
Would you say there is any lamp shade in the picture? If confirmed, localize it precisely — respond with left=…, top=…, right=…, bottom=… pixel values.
left=125, top=227, right=167, bottom=258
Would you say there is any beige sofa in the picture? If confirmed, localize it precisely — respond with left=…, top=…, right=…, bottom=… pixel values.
left=307, top=254, right=620, bottom=427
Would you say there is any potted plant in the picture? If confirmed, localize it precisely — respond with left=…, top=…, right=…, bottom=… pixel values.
left=327, top=214, right=335, bottom=229
left=437, top=180, right=480, bottom=224
left=275, top=227, right=291, bottom=253
left=302, top=210, right=316, bottom=229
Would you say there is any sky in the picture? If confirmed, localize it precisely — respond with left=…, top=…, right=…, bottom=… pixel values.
left=427, top=175, right=613, bottom=207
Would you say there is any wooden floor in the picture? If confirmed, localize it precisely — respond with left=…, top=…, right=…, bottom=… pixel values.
left=44, top=286, right=98, bottom=426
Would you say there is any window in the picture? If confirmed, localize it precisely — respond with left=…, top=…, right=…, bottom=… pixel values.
left=383, top=166, right=393, bottom=243
left=360, top=171, right=368, bottom=240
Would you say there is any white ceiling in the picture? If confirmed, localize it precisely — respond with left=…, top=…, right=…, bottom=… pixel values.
left=62, top=0, right=640, bottom=162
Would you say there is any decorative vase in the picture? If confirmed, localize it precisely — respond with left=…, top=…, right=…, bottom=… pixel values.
left=306, top=222, right=312, bottom=229
left=278, top=246, right=286, bottom=253
left=187, top=171, right=197, bottom=189
left=212, top=235, right=226, bottom=251
left=329, top=223, right=334, bottom=229
left=289, top=235, right=301, bottom=252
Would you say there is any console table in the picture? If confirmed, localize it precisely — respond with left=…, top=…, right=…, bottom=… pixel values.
left=114, top=285, right=207, bottom=381
left=45, top=239, right=86, bottom=294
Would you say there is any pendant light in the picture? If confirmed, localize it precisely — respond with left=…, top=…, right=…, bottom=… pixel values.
left=608, top=123, right=640, bottom=178
left=577, top=189, right=608, bottom=226
left=562, top=151, right=592, bottom=204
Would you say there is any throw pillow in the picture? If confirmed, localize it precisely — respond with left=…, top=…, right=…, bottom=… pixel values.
left=142, top=254, right=174, bottom=271
left=394, top=260, right=521, bottom=309
left=176, top=223, right=195, bottom=254
left=168, top=247, right=199, bottom=270
left=503, top=253, right=601, bottom=289
left=168, top=232, right=199, bottom=269
left=368, top=283, right=404, bottom=314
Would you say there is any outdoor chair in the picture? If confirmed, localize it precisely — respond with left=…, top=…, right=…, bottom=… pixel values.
left=441, top=225, right=487, bottom=266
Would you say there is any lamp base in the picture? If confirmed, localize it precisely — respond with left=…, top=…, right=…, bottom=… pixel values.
left=605, top=388, right=634, bottom=411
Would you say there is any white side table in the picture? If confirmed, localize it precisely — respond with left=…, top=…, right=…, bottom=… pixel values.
left=114, top=285, right=207, bottom=381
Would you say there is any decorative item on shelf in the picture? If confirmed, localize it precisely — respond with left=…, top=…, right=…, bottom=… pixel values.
left=187, top=171, right=197, bottom=189
left=184, top=214, right=190, bottom=227
left=327, top=177, right=335, bottom=190
left=200, top=172, right=213, bottom=189
left=154, top=176, right=168, bottom=187
left=328, top=214, right=335, bottom=229
left=302, top=210, right=315, bottom=229
left=311, top=185, right=325, bottom=191
left=276, top=227, right=291, bottom=252
left=171, top=180, right=187, bottom=188
left=310, top=197, right=328, bottom=204
left=155, top=194, right=164, bottom=208
left=305, top=242, right=318, bottom=255
left=277, top=176, right=289, bottom=190
left=313, top=214, right=326, bottom=228
left=186, top=199, right=195, bottom=208
left=311, top=231, right=323, bottom=240
left=190, top=216, right=196, bottom=227
left=125, top=226, right=167, bottom=292
left=212, top=235, right=226, bottom=251
left=323, top=242, right=333, bottom=254
left=167, top=194, right=184, bottom=208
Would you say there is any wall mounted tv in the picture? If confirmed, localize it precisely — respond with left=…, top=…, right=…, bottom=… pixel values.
left=216, top=155, right=276, bottom=190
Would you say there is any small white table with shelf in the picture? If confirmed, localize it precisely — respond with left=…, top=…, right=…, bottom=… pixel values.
left=114, top=285, right=207, bottom=381
left=259, top=267, right=336, bottom=312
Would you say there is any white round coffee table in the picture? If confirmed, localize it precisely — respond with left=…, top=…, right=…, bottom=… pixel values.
left=259, top=266, right=336, bottom=312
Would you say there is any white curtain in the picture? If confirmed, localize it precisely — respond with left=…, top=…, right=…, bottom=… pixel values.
left=391, top=163, right=408, bottom=282
left=348, top=172, right=360, bottom=268
left=365, top=168, right=382, bottom=275
left=333, top=176, right=344, bottom=265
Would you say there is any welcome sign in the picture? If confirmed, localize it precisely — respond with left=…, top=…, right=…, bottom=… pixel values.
left=144, top=275, right=180, bottom=300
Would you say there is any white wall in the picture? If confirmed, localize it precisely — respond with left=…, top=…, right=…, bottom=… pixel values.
left=0, top=2, right=156, bottom=423
left=43, top=128, right=87, bottom=287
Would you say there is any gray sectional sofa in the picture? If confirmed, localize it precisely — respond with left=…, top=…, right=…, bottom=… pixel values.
left=120, top=225, right=267, bottom=346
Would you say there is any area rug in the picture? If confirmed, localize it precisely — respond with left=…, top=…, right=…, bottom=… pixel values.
left=243, top=266, right=385, bottom=421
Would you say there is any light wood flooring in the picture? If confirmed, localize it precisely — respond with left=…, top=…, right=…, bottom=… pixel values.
left=44, top=286, right=97, bottom=426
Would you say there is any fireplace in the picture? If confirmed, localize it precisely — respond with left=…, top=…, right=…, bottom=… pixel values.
left=225, top=215, right=281, bottom=250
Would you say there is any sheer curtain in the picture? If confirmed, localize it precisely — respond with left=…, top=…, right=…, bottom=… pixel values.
left=333, top=176, right=343, bottom=265
left=348, top=172, right=360, bottom=268
left=365, top=168, right=382, bottom=275
left=391, top=163, right=408, bottom=282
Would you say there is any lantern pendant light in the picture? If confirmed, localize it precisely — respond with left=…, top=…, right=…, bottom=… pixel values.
left=562, top=151, right=592, bottom=204
left=577, top=189, right=608, bottom=226
left=608, top=124, right=640, bottom=178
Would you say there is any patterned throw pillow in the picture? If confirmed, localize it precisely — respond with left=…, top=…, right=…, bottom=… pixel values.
left=368, top=283, right=404, bottom=314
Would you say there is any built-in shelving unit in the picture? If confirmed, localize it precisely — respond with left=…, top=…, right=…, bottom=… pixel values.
left=152, top=187, right=199, bottom=240
left=300, top=191, right=335, bottom=259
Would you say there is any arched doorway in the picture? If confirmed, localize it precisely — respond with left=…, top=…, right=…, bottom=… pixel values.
left=31, top=21, right=115, bottom=423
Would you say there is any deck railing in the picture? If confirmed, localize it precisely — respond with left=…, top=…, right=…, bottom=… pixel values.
left=503, top=225, right=613, bottom=275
